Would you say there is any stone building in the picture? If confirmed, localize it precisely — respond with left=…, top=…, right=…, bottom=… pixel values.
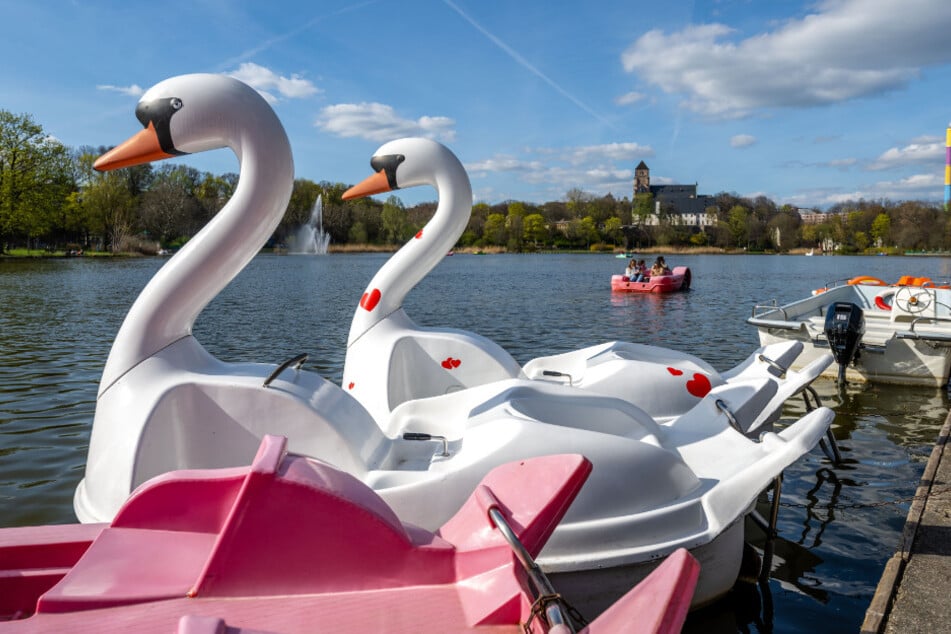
left=632, top=161, right=717, bottom=227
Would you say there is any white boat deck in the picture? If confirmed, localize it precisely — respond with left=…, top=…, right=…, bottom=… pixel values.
left=749, top=281, right=951, bottom=385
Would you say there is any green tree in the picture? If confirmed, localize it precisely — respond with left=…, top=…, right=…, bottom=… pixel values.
left=727, top=205, right=750, bottom=248
left=689, top=231, right=709, bottom=246
left=870, top=212, right=891, bottom=247
left=380, top=195, right=407, bottom=244
left=854, top=230, right=869, bottom=251
left=348, top=220, right=368, bottom=244
left=0, top=110, right=76, bottom=250
left=506, top=201, right=527, bottom=251
left=565, top=188, right=594, bottom=219
left=483, top=213, right=507, bottom=245
left=81, top=168, right=136, bottom=252
left=139, top=168, right=200, bottom=245
left=579, top=216, right=599, bottom=247
left=523, top=213, right=547, bottom=247
left=603, top=217, right=623, bottom=245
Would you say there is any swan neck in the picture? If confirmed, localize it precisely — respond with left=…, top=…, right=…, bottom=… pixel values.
left=347, top=167, right=471, bottom=346
left=100, top=124, right=293, bottom=395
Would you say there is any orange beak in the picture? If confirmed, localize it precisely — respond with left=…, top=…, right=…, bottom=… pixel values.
left=94, top=122, right=175, bottom=171
left=342, top=169, right=392, bottom=200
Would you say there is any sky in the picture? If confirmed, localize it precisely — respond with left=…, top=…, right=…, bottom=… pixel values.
left=3, top=0, right=951, bottom=210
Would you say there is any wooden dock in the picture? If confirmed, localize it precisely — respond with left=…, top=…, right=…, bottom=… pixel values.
left=862, top=408, right=951, bottom=632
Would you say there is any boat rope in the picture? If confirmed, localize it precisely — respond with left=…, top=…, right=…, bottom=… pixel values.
left=523, top=593, right=589, bottom=633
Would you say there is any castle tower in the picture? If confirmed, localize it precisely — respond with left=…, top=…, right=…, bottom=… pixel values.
left=634, top=160, right=650, bottom=194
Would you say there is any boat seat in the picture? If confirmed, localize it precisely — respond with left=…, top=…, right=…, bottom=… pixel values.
left=36, top=528, right=216, bottom=613
left=387, top=331, right=523, bottom=412
left=37, top=436, right=460, bottom=612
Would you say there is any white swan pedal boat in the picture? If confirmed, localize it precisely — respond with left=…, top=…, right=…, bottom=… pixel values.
left=749, top=275, right=951, bottom=386
left=340, top=138, right=833, bottom=434
left=73, top=74, right=835, bottom=615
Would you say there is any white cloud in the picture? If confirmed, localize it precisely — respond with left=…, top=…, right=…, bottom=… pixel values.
left=97, top=84, right=144, bottom=97
left=730, top=134, right=756, bottom=148
left=466, top=142, right=654, bottom=199
left=615, top=91, right=646, bottom=106
left=828, top=158, right=857, bottom=168
left=620, top=0, right=951, bottom=117
left=565, top=142, right=653, bottom=165
left=794, top=172, right=943, bottom=207
left=882, top=172, right=943, bottom=191
left=466, top=156, right=542, bottom=174
left=316, top=103, right=456, bottom=142
left=227, top=62, right=319, bottom=104
left=868, top=141, right=944, bottom=170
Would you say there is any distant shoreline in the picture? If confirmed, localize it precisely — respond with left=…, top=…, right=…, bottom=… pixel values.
left=2, top=245, right=921, bottom=259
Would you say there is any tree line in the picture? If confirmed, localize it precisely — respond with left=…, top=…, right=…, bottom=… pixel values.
left=2, top=108, right=949, bottom=255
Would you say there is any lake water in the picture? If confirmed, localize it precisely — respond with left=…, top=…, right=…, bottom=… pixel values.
left=2, top=252, right=950, bottom=632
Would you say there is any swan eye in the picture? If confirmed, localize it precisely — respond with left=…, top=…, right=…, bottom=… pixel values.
left=170, top=98, right=183, bottom=110
left=370, top=154, right=405, bottom=190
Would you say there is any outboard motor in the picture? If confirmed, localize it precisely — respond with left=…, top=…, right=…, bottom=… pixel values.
left=824, top=302, right=865, bottom=384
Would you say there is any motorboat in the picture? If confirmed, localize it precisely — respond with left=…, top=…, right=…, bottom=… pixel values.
left=610, top=267, right=691, bottom=293
left=3, top=435, right=700, bottom=632
left=749, top=275, right=951, bottom=386
left=340, top=138, right=832, bottom=431
left=73, top=76, right=835, bottom=614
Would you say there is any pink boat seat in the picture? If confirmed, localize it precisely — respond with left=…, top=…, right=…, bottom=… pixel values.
left=36, top=528, right=216, bottom=613
left=35, top=435, right=591, bottom=624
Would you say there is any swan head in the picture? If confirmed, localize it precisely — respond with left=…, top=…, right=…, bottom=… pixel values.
left=342, top=137, right=470, bottom=201
left=94, top=73, right=281, bottom=171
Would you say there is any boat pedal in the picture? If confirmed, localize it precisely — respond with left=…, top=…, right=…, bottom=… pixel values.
left=402, top=432, right=450, bottom=457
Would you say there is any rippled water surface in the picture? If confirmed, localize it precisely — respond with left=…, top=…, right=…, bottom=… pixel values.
left=2, top=252, right=949, bottom=632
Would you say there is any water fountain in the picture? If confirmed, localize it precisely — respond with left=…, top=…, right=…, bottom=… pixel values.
left=292, top=195, right=331, bottom=254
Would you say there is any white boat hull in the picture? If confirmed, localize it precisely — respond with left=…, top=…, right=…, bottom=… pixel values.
left=750, top=281, right=951, bottom=386
left=548, top=517, right=745, bottom=615
left=756, top=328, right=951, bottom=386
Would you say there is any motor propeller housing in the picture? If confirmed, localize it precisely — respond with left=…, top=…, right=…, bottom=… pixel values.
left=823, top=302, right=865, bottom=383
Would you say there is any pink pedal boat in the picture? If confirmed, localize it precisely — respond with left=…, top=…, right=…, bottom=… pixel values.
left=611, top=266, right=692, bottom=293
left=0, top=435, right=698, bottom=633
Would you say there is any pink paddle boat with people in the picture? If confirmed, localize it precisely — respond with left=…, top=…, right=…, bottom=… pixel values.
left=1, top=435, right=698, bottom=633
left=612, top=257, right=691, bottom=293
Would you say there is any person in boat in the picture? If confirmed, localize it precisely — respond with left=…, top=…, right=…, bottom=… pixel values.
left=624, top=258, right=637, bottom=280
left=650, top=257, right=668, bottom=277
left=634, top=259, right=647, bottom=282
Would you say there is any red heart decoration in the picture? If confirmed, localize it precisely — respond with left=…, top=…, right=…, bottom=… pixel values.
left=451, top=358, right=461, bottom=368
left=667, top=367, right=684, bottom=376
left=686, top=373, right=712, bottom=398
left=360, top=288, right=381, bottom=312
left=348, top=382, right=355, bottom=390
left=415, top=229, right=423, bottom=239
left=441, top=357, right=461, bottom=370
